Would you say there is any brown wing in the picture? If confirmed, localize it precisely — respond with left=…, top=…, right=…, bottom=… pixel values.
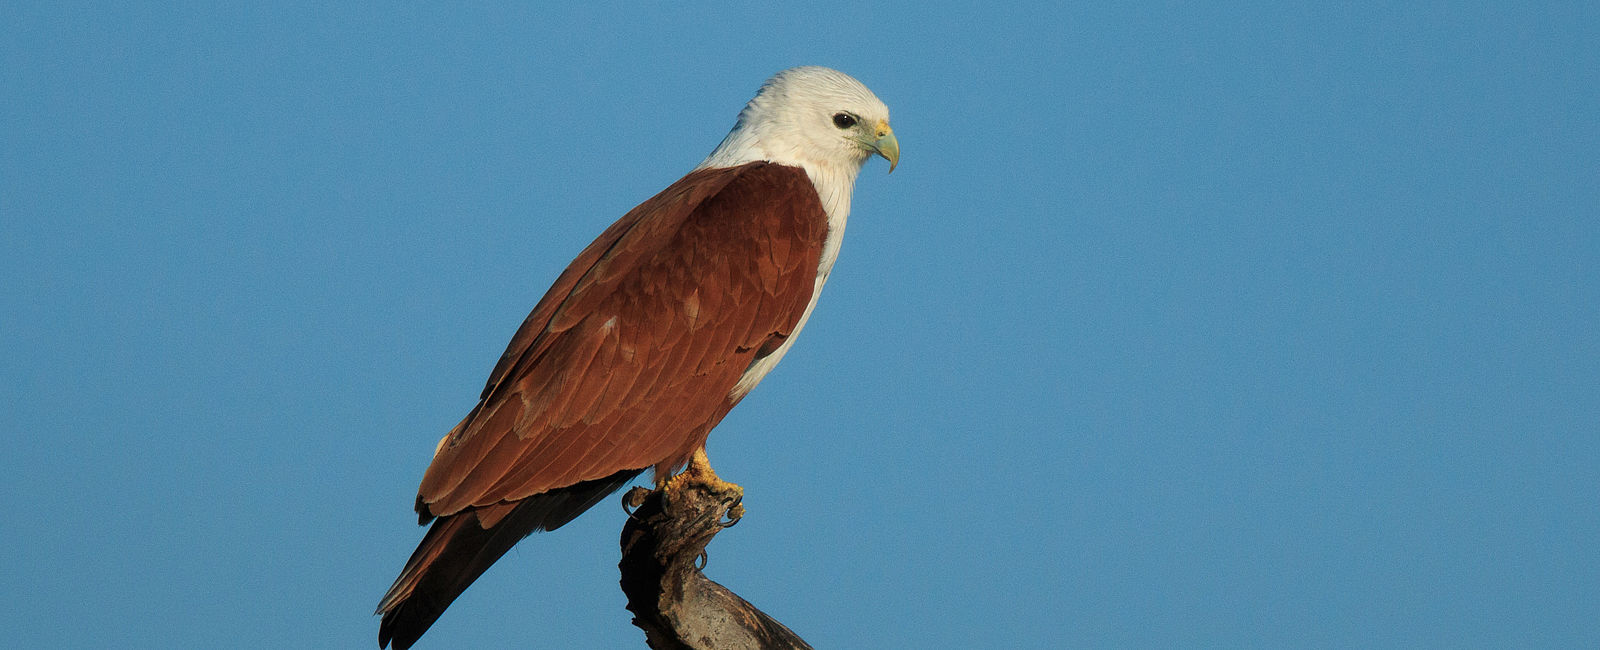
left=415, top=161, right=827, bottom=519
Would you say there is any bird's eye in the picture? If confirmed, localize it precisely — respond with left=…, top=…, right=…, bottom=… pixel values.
left=832, top=113, right=857, bottom=129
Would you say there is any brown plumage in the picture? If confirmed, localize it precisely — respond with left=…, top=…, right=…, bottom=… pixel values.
left=376, top=162, right=828, bottom=649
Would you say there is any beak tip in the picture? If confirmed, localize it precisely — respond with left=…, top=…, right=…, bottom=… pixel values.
left=870, top=127, right=899, bottom=175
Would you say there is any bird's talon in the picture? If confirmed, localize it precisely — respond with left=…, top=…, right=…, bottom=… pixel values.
left=621, top=486, right=650, bottom=520
left=719, top=496, right=745, bottom=527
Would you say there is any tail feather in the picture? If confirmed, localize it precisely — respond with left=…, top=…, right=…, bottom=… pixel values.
left=376, top=469, right=643, bottom=650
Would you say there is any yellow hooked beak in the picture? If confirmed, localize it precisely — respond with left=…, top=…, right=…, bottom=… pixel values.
left=869, top=119, right=899, bottom=173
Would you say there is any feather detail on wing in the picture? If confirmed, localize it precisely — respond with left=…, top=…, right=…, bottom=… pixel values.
left=414, top=162, right=828, bottom=520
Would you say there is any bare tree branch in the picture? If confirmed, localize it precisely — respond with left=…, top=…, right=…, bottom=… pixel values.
left=619, top=480, right=812, bottom=650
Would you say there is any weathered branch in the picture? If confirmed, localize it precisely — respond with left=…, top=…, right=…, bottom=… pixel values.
left=619, top=480, right=812, bottom=650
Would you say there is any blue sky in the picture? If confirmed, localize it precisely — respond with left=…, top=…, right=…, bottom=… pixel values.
left=3, top=2, right=1596, bottom=648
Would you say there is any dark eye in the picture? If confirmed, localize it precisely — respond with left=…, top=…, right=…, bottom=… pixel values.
left=832, top=113, right=857, bottom=129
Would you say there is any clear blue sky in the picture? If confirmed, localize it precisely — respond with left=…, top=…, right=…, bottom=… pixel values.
left=3, top=2, right=1596, bottom=648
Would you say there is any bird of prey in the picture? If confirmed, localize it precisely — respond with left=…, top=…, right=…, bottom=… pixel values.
left=376, top=66, right=897, bottom=649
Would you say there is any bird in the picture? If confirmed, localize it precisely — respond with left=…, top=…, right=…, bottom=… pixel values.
left=375, top=66, right=897, bottom=649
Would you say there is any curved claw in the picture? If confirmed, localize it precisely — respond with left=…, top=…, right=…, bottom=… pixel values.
left=718, top=494, right=744, bottom=528
left=694, top=551, right=708, bottom=571
left=621, top=486, right=650, bottom=521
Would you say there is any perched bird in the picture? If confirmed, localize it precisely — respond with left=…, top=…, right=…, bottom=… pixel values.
left=375, top=66, right=897, bottom=649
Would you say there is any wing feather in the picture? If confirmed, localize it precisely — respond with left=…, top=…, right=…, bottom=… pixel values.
left=414, top=162, right=827, bottom=518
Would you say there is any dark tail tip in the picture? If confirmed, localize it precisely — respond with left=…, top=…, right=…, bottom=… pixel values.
left=379, top=600, right=441, bottom=650
left=376, top=469, right=644, bottom=648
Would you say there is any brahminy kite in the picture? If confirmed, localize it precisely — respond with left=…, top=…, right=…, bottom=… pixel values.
left=376, top=66, right=897, bottom=649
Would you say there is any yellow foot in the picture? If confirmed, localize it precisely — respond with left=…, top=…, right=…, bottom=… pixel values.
left=659, top=448, right=745, bottom=522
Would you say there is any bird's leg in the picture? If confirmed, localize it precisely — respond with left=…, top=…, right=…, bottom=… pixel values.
left=659, top=447, right=745, bottom=523
left=660, top=447, right=742, bottom=495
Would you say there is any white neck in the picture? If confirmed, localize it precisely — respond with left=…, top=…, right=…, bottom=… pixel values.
left=698, top=129, right=860, bottom=221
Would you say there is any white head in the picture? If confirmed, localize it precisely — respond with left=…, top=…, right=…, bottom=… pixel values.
left=699, top=67, right=898, bottom=217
